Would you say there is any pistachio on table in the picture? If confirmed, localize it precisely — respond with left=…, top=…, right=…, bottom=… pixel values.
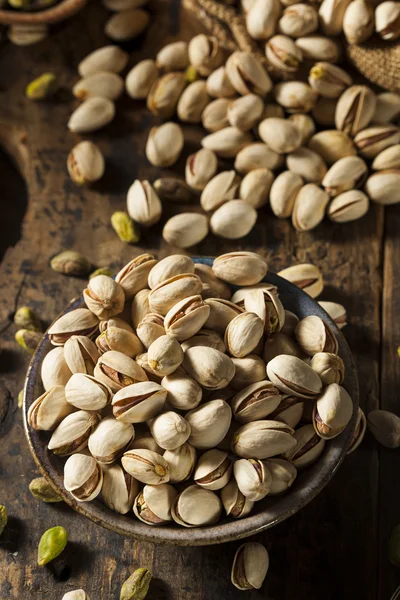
left=37, top=526, right=68, bottom=566
left=120, top=568, right=152, bottom=600
left=231, top=542, right=269, bottom=590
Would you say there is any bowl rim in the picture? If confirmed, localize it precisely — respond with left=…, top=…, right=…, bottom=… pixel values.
left=23, top=257, right=359, bottom=546
left=0, top=0, right=87, bottom=25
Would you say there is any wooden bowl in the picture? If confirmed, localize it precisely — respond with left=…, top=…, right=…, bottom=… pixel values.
left=0, top=0, right=87, bottom=25
left=23, top=257, right=359, bottom=546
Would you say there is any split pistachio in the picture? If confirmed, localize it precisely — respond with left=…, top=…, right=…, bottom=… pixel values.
left=311, top=352, right=345, bottom=385
left=206, top=66, right=236, bottom=98
left=120, top=568, right=152, bottom=600
left=267, top=354, right=323, bottom=398
left=328, top=190, right=369, bottom=222
left=177, top=80, right=210, bottom=123
left=164, top=295, right=210, bottom=341
left=270, top=170, right=303, bottom=218
left=133, top=483, right=177, bottom=525
left=309, top=62, right=352, bottom=99
left=147, top=72, right=186, bottom=118
left=186, top=399, right=232, bottom=448
left=202, top=127, right=253, bottom=159
left=367, top=409, right=400, bottom=448
left=50, top=250, right=91, bottom=277
left=295, top=315, right=338, bottom=356
left=112, top=381, right=166, bottom=423
left=221, top=480, right=254, bottom=518
left=278, top=263, right=323, bottom=298
left=268, top=394, right=304, bottom=428
left=259, top=118, right=302, bottom=154
left=188, top=34, right=224, bottom=76
left=233, top=458, right=271, bottom=501
left=318, top=0, right=352, bottom=36
left=163, top=443, right=197, bottom=483
left=68, top=97, right=115, bottom=133
left=101, top=464, right=138, bottom=514
left=78, top=45, right=129, bottom=77
left=40, top=347, right=72, bottom=391
left=111, top=212, right=140, bottom=244
left=73, top=71, right=123, bottom=101
left=148, top=273, right=203, bottom=315
left=156, top=41, right=189, bottom=71
left=210, top=200, right=257, bottom=240
left=322, top=156, right=368, bottom=197
left=131, top=289, right=151, bottom=328
left=343, top=0, right=374, bottom=44
left=181, top=329, right=226, bottom=353
left=201, top=170, right=241, bottom=212
left=29, top=477, right=63, bottom=503
left=308, top=130, right=356, bottom=165
left=184, top=347, right=235, bottom=391
left=137, top=313, right=165, bottom=349
left=372, top=145, right=400, bottom=170
left=375, top=1, right=400, bottom=40
left=162, top=213, right=209, bottom=248
left=228, top=94, right=264, bottom=132
left=232, top=420, right=296, bottom=459
left=126, top=59, right=159, bottom=99
left=239, top=168, right=274, bottom=209
left=37, top=526, right=68, bottom=567
left=231, top=542, right=269, bottom=591
left=234, top=143, right=283, bottom=174
left=263, top=458, right=297, bottom=494
left=313, top=383, right=353, bottom=439
left=279, top=3, right=318, bottom=37
left=335, top=85, right=376, bottom=136
left=64, top=453, right=103, bottom=501
left=145, top=122, right=184, bottom=167
left=226, top=51, right=272, bottom=96
left=283, top=423, right=326, bottom=467
left=292, top=183, right=329, bottom=231
left=231, top=381, right=282, bottom=423
left=266, top=35, right=303, bottom=73
left=185, top=148, right=217, bottom=191
left=364, top=170, right=400, bottom=205
left=202, top=98, right=231, bottom=132
left=116, top=254, right=157, bottom=298
left=171, top=485, right=222, bottom=527
left=193, top=449, right=232, bottom=490
left=94, top=350, right=148, bottom=392
left=205, top=299, right=244, bottom=333
left=354, top=125, right=400, bottom=159
left=127, top=180, right=162, bottom=228
left=105, top=8, right=150, bottom=41
left=83, top=275, right=125, bottom=320
left=122, top=449, right=170, bottom=484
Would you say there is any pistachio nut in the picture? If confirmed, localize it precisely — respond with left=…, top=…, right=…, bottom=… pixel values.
left=96, top=326, right=143, bottom=357
left=125, top=59, right=159, bottom=99
left=263, top=332, right=303, bottom=363
left=220, top=480, right=254, bottom=518
left=147, top=72, right=186, bottom=118
left=171, top=484, right=222, bottom=527
left=230, top=355, right=267, bottom=390
left=375, top=0, right=400, bottom=40
left=156, top=41, right=189, bottom=71
left=37, top=526, right=68, bottom=567
left=295, top=315, right=338, bottom=357
left=164, top=295, right=210, bottom=342
left=101, top=463, right=138, bottom=514
left=355, top=125, right=400, bottom=159
left=234, top=143, right=283, bottom=174
left=120, top=568, right=152, bottom=600
left=335, top=85, right=376, bottom=136
left=288, top=113, right=316, bottom=145
left=116, top=255, right=157, bottom=299
left=94, top=350, right=148, bottom=392
left=322, top=155, right=368, bottom=197
left=328, top=189, right=369, bottom=222
left=263, top=458, right=297, bottom=494
left=206, top=66, right=236, bottom=98
left=177, top=80, right=210, bottom=123
left=205, top=298, right=244, bottom=332
left=14, top=306, right=41, bottom=332
left=104, top=6, right=149, bottom=39
left=162, top=213, right=209, bottom=248
left=210, top=200, right=257, bottom=240
left=8, top=23, right=49, bottom=46
left=88, top=416, right=134, bottom=463
left=372, top=144, right=400, bottom=170
left=28, top=386, right=74, bottom=431
left=68, top=97, right=115, bottom=133
left=201, top=170, right=241, bottom=212
left=318, top=0, right=352, bottom=35
left=295, top=35, right=340, bottom=62
left=183, top=348, right=235, bottom=392
left=278, top=263, right=323, bottom=297
left=268, top=394, right=304, bottom=428
left=224, top=312, right=264, bottom=358
left=231, top=542, right=269, bottom=591
left=231, top=380, right=282, bottom=423
left=29, top=477, right=63, bottom=503
left=239, top=168, right=274, bottom=209
left=127, top=180, right=162, bottom=228
left=65, top=373, right=112, bottom=411
left=15, top=329, right=41, bottom=353
left=279, top=3, right=319, bottom=37
left=233, top=458, right=271, bottom=501
left=241, top=287, right=284, bottom=335
left=202, top=127, right=252, bottom=159
left=64, top=453, right=103, bottom=502
left=259, top=118, right=302, bottom=154
left=163, top=442, right=197, bottom=483
left=310, top=351, right=344, bottom=385
left=48, top=410, right=100, bottom=456
left=73, top=71, right=123, bottom=102
left=122, top=448, right=170, bottom=484
left=153, top=177, right=195, bottom=203
left=286, top=147, right=327, bottom=184
left=129, top=352, right=160, bottom=383
left=281, top=310, right=300, bottom=337
left=343, top=0, right=374, bottom=43
left=266, top=35, right=303, bottom=73
left=83, top=275, right=125, bottom=320
left=129, top=427, right=163, bottom=454
left=263, top=102, right=285, bottom=119
left=111, top=212, right=140, bottom=244
left=283, top=423, right=326, bottom=467
left=132, top=289, right=151, bottom=328
left=195, top=263, right=231, bottom=300
left=148, top=273, right=203, bottom=315
left=267, top=354, right=323, bottom=398
left=226, top=51, right=272, bottom=96
left=161, top=368, right=201, bottom=411
left=149, top=411, right=191, bottom=450
left=186, top=399, right=232, bottom=448
left=185, top=148, right=217, bottom=191
left=147, top=334, right=184, bottom=376
left=312, top=97, right=337, bottom=127
left=112, top=381, right=167, bottom=423
left=308, top=130, right=356, bottom=165
left=373, top=92, right=400, bottom=124
left=137, top=313, right=165, bottom=349
left=145, top=122, right=184, bottom=167
left=188, top=34, right=224, bottom=76
left=193, top=449, right=232, bottom=490
left=318, top=301, right=347, bottom=329
left=292, top=183, right=329, bottom=231
left=275, top=81, right=318, bottom=114
left=67, top=141, right=105, bottom=186
left=133, top=483, right=177, bottom=525
left=41, top=347, right=72, bottom=390
left=365, top=169, right=400, bottom=205
left=269, top=170, right=303, bottom=218
left=78, top=45, right=129, bottom=77
left=228, top=94, right=264, bottom=132
left=0, top=506, right=7, bottom=537
left=309, top=62, right=352, bottom=99
left=367, top=409, right=400, bottom=448
left=201, top=97, right=231, bottom=132
left=246, top=0, right=281, bottom=39
left=50, top=250, right=91, bottom=277
left=313, top=383, right=353, bottom=439
left=232, top=419, right=296, bottom=458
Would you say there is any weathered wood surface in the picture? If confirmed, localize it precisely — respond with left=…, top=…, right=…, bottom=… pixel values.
left=0, top=1, right=398, bottom=598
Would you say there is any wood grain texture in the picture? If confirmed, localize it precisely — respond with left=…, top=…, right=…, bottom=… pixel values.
left=0, top=0, right=395, bottom=598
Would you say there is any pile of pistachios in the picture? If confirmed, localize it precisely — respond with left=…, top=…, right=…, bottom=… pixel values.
left=26, top=251, right=363, bottom=529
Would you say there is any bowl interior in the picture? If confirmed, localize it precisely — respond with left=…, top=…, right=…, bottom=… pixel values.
left=23, top=257, right=359, bottom=546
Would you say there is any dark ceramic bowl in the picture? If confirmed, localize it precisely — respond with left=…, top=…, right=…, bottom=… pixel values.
left=23, top=257, right=359, bottom=546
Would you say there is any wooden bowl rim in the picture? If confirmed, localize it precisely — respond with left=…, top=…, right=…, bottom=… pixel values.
left=0, top=0, right=87, bottom=25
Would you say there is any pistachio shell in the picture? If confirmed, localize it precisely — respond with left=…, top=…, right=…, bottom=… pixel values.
left=210, top=200, right=257, bottom=240
left=145, top=122, right=184, bottom=167
left=259, top=118, right=302, bottom=154
left=231, top=543, right=269, bottom=591
left=234, top=143, right=283, bottom=174
left=68, top=97, right=115, bottom=133
left=78, top=45, right=129, bottom=77
left=267, top=354, right=322, bottom=398
left=226, top=51, right=272, bottom=96
left=125, top=59, right=159, bottom=99
left=171, top=485, right=222, bottom=527
left=88, top=416, right=134, bottom=464
left=162, top=214, right=209, bottom=248
left=73, top=71, right=124, bottom=101
left=112, top=381, right=167, bottom=423
left=105, top=8, right=150, bottom=41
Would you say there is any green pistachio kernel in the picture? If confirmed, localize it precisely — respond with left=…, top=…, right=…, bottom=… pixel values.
left=38, top=526, right=68, bottom=566
left=0, top=506, right=7, bottom=536
left=120, top=568, right=152, bottom=600
left=111, top=211, right=140, bottom=244
left=14, top=306, right=42, bottom=332
left=15, top=329, right=41, bottom=353
left=29, top=477, right=63, bottom=503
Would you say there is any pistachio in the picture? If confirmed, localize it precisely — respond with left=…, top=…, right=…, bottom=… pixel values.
left=268, top=394, right=304, bottom=428
left=365, top=169, right=400, bottom=205
left=206, top=66, right=236, bottom=98
left=147, top=72, right=186, bottom=118
left=373, top=92, right=400, bottom=124
left=184, top=65, right=199, bottom=83
left=322, top=155, right=368, bottom=197
left=177, top=80, right=210, bottom=123
left=26, top=72, right=57, bottom=100
left=83, top=275, right=125, bottom=320
left=99, top=317, right=134, bottom=334
left=116, top=254, right=157, bottom=298
left=313, top=383, right=353, bottom=439
left=231, top=381, right=282, bottom=423
left=40, top=348, right=72, bottom=392
left=73, top=71, right=123, bottom=102
left=263, top=458, right=297, bottom=494
left=267, top=354, right=322, bottom=398
left=233, top=458, right=271, bottom=501
left=343, top=0, right=374, bottom=43
left=284, top=423, right=326, bottom=467
left=214, top=253, right=268, bottom=288
left=295, top=315, right=338, bottom=355
left=133, top=483, right=177, bottom=525
left=0, top=506, right=7, bottom=536
left=232, top=420, right=296, bottom=458
left=372, top=145, right=400, bottom=170
left=289, top=113, right=316, bottom=145
left=37, top=526, right=68, bottom=566
left=308, top=130, right=356, bottom=165
left=192, top=449, right=232, bottom=490
left=231, top=355, right=267, bottom=390
left=145, top=122, right=184, bottom=168
left=105, top=8, right=150, bottom=41
left=136, top=314, right=165, bottom=349
left=263, top=332, right=303, bottom=363
left=132, top=289, right=151, bottom=328
left=292, top=183, right=330, bottom=231
left=15, top=329, right=41, bottom=353
left=120, top=568, right=152, bottom=600
left=88, top=416, right=134, bottom=463
left=126, top=59, right=159, bottom=99
left=375, top=1, right=400, bottom=40
left=101, top=464, right=138, bottom=515
left=279, top=3, right=319, bottom=37
left=328, top=189, right=370, bottom=222
left=195, top=263, right=231, bottom=300
left=227, top=94, right=264, bottom=132
left=367, top=409, right=400, bottom=448
left=50, top=250, right=91, bottom=277
left=295, top=35, right=340, bottom=62
left=78, top=45, right=129, bottom=77
left=8, top=23, right=48, bottom=46
left=161, top=368, right=202, bottom=410
left=163, top=443, right=197, bottom=483
left=235, top=143, right=283, bottom=174
left=111, top=211, right=140, bottom=244
left=311, top=352, right=344, bottom=385
left=68, top=97, right=115, bottom=133
left=226, top=51, right=272, bottom=96
left=278, top=263, right=323, bottom=298
left=266, top=34, right=303, bottom=73
left=172, top=484, right=222, bottom=527
left=162, top=213, right=209, bottom=248
left=202, top=127, right=253, bottom=159
left=210, top=200, right=257, bottom=239
left=153, top=177, right=196, bottom=203
left=355, top=125, right=400, bottom=159
left=270, top=170, right=303, bottom=218
left=309, top=62, right=352, bottom=99
left=67, top=141, right=105, bottom=187
left=64, top=453, right=103, bottom=501
left=318, top=0, right=353, bottom=35
left=318, top=301, right=347, bottom=328
left=94, top=350, right=148, bottom=392
left=281, top=310, right=300, bottom=336
left=246, top=0, right=280, bottom=39
left=275, top=81, right=318, bottom=115
left=202, top=98, right=231, bottom=132
left=231, top=543, right=269, bottom=591
left=335, top=85, right=376, bottom=136
left=65, top=373, right=112, bottom=411
left=259, top=118, right=302, bottom=154
left=28, top=477, right=62, bottom=503
left=221, top=480, right=254, bottom=518
left=224, top=312, right=264, bottom=358
left=148, top=257, right=194, bottom=291
left=14, top=306, right=41, bottom=332
left=186, top=397, right=232, bottom=448
left=239, top=168, right=274, bottom=209
left=163, top=295, right=210, bottom=342
left=122, top=448, right=170, bottom=483
left=201, top=170, right=241, bottom=212
left=149, top=411, right=191, bottom=450
left=147, top=334, right=183, bottom=376
left=156, top=41, right=189, bottom=71
left=185, top=148, right=217, bottom=191
left=184, top=347, right=235, bottom=390
left=148, top=273, right=203, bottom=315
left=127, top=180, right=162, bottom=227
left=188, top=34, right=224, bottom=76
left=287, top=147, right=327, bottom=184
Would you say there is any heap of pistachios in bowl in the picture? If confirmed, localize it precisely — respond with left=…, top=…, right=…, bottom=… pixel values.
left=26, top=251, right=360, bottom=529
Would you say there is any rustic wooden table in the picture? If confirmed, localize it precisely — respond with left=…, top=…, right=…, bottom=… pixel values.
left=0, top=1, right=399, bottom=598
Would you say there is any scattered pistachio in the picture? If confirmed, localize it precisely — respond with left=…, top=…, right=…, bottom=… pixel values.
left=29, top=477, right=63, bottom=503
left=50, top=251, right=91, bottom=277
left=14, top=306, right=42, bottom=332
left=26, top=73, right=58, bottom=100
left=15, top=329, right=41, bottom=353
left=37, top=526, right=68, bottom=566
left=120, top=567, right=152, bottom=600
left=111, top=212, right=140, bottom=244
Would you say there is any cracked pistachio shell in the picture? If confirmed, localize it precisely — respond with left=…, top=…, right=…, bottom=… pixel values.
left=278, top=263, right=323, bottom=297
left=78, top=45, right=129, bottom=77
left=48, top=308, right=99, bottom=346
left=231, top=543, right=269, bottom=591
left=64, top=335, right=99, bottom=375
left=73, top=71, right=124, bottom=102
left=228, top=94, right=264, bottom=132
left=96, top=326, right=143, bottom=357
left=232, top=420, right=296, bottom=458
left=28, top=385, right=75, bottom=431
left=184, top=348, right=235, bottom=390
left=83, top=275, right=125, bottom=320
left=233, top=458, right=272, bottom=501
left=204, top=298, right=243, bottom=333
left=295, top=315, right=338, bottom=355
left=148, top=273, right=203, bottom=315
left=295, top=35, right=340, bottom=62
left=132, top=289, right=151, bottom=328
left=48, top=410, right=101, bottom=456
left=311, top=351, right=344, bottom=385
left=127, top=180, right=162, bottom=227
left=136, top=313, right=165, bottom=349
left=267, top=354, right=322, bottom=398
left=188, top=34, right=225, bottom=76
left=147, top=335, right=184, bottom=376
left=335, top=85, right=376, bottom=136
left=65, top=373, right=112, bottom=411
left=94, top=350, right=148, bottom=392
left=148, top=255, right=195, bottom=290
left=193, top=449, right=232, bottom=490
left=221, top=480, right=254, bottom=518
left=41, top=347, right=72, bottom=391
left=116, top=254, right=157, bottom=298
left=365, top=169, right=400, bottom=205
left=281, top=310, right=300, bottom=336
left=308, top=130, right=356, bottom=165
left=275, top=81, right=318, bottom=113
left=286, top=147, right=327, bottom=184
left=213, top=252, right=268, bottom=286
left=112, top=381, right=167, bottom=423
left=135, top=353, right=162, bottom=382
left=373, top=92, right=400, bottom=124
left=348, top=408, right=366, bottom=454
left=134, top=483, right=177, bottom=525
left=343, top=0, right=374, bottom=43
left=372, top=145, right=400, bottom=170
left=318, top=301, right=347, bottom=328
left=186, top=399, right=232, bottom=448
left=163, top=443, right=197, bottom=483
left=64, top=453, right=103, bottom=502
left=195, top=263, right=231, bottom=300
left=164, top=295, right=210, bottom=341
left=105, top=8, right=150, bottom=41
left=231, top=355, right=266, bottom=390
left=226, top=51, right=272, bottom=96
left=162, top=213, right=209, bottom=249
left=367, top=409, right=400, bottom=448
left=270, top=170, right=303, bottom=218
left=156, top=41, right=189, bottom=71
left=322, top=155, right=368, bottom=197
left=246, top=0, right=281, bottom=40
left=181, top=329, right=226, bottom=353
left=149, top=411, right=191, bottom=450
left=264, top=458, right=297, bottom=494
left=318, top=0, right=353, bottom=36
left=279, top=3, right=319, bottom=37
left=88, top=416, right=134, bottom=464
left=283, top=423, right=326, bottom=467
left=172, top=485, right=222, bottom=527
left=201, top=170, right=241, bottom=212
left=225, top=312, right=265, bottom=358
left=355, top=125, right=400, bottom=159
left=68, top=97, right=115, bottom=133
left=147, top=72, right=186, bottom=118
left=231, top=380, right=282, bottom=423
left=292, top=183, right=329, bottom=231
left=328, top=189, right=369, bottom=222
left=268, top=394, right=304, bottom=428
left=288, top=113, right=316, bottom=145
left=313, top=383, right=353, bottom=439
left=125, top=59, right=159, bottom=99
left=202, top=127, right=253, bottom=159
left=376, top=1, right=400, bottom=40
left=210, top=200, right=257, bottom=240
left=259, top=118, right=302, bottom=154
left=263, top=332, right=303, bottom=363
left=177, top=80, right=210, bottom=123
left=146, top=122, right=184, bottom=167
left=67, top=141, right=105, bottom=185
left=266, top=34, right=303, bottom=74
left=162, top=367, right=202, bottom=410
left=239, top=168, right=274, bottom=209
left=101, top=463, right=138, bottom=514
left=202, top=97, right=231, bottom=132
left=185, top=148, right=217, bottom=190
left=206, top=66, right=236, bottom=98
left=235, top=143, right=283, bottom=174
left=122, top=449, right=170, bottom=484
